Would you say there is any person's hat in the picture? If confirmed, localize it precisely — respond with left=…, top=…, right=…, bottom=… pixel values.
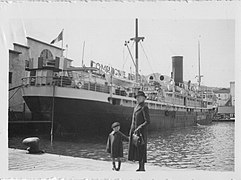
left=134, top=91, right=147, bottom=99
left=111, top=122, right=120, bottom=128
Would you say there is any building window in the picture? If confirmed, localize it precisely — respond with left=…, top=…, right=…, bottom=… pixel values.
left=9, top=72, right=12, bottom=84
left=40, top=49, right=53, bottom=60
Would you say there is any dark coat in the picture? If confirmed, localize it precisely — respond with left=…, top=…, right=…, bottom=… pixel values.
left=106, top=130, right=129, bottom=158
left=128, top=102, right=150, bottom=162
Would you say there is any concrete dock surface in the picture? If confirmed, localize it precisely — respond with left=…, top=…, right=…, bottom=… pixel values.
left=8, top=148, right=172, bottom=171
left=5, top=148, right=238, bottom=180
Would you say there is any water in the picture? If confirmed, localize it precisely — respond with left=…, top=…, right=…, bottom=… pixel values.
left=9, top=121, right=234, bottom=171
left=147, top=122, right=234, bottom=171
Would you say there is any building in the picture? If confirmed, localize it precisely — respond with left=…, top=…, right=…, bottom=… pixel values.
left=9, top=49, right=23, bottom=119
left=212, top=82, right=235, bottom=120
left=230, top=81, right=235, bottom=106
left=213, top=88, right=231, bottom=107
left=9, top=37, right=73, bottom=123
left=9, top=44, right=29, bottom=121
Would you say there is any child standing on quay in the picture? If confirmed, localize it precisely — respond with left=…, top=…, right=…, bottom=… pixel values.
left=106, top=122, right=129, bottom=171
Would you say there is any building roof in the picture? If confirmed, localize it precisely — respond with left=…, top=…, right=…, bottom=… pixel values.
left=213, top=88, right=230, bottom=94
left=13, top=43, right=30, bottom=49
left=27, top=36, right=65, bottom=51
left=9, top=49, right=22, bottom=54
left=65, top=57, right=73, bottom=62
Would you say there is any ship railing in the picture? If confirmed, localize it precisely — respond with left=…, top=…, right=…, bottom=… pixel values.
left=22, top=76, right=72, bottom=87
left=21, top=76, right=111, bottom=94
left=80, top=81, right=110, bottom=93
left=161, top=91, right=205, bottom=108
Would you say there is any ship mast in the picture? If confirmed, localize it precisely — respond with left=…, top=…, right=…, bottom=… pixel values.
left=81, top=41, right=85, bottom=67
left=197, top=37, right=204, bottom=107
left=130, top=18, right=145, bottom=82
left=197, top=37, right=203, bottom=88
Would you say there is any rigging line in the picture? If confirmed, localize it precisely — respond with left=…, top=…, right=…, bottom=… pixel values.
left=9, top=84, right=24, bottom=91
left=9, top=86, right=22, bottom=101
left=125, top=41, right=136, bottom=68
left=122, top=46, right=129, bottom=70
left=122, top=41, right=134, bottom=70
left=140, top=41, right=156, bottom=78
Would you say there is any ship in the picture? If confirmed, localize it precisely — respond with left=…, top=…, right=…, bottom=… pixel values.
left=20, top=19, right=217, bottom=137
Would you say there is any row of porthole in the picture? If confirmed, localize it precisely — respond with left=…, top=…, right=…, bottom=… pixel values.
left=149, top=75, right=164, bottom=81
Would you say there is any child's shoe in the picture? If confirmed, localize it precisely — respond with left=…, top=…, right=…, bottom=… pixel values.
left=112, top=162, right=117, bottom=171
left=116, top=161, right=121, bottom=171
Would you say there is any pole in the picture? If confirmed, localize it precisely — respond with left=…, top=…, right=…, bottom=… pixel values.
left=66, top=44, right=68, bottom=58
left=60, top=29, right=64, bottom=86
left=61, top=29, right=64, bottom=57
left=198, top=39, right=201, bottom=88
left=135, top=19, right=139, bottom=83
left=198, top=37, right=204, bottom=107
left=51, top=29, right=63, bottom=145
left=130, top=18, right=144, bottom=83
left=82, top=41, right=85, bottom=67
left=50, top=81, right=55, bottom=146
left=110, top=74, right=113, bottom=104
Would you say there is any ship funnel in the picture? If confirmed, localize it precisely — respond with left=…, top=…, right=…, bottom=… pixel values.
left=172, top=56, right=183, bottom=86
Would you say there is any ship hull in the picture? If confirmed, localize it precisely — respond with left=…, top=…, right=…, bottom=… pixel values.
left=15, top=86, right=213, bottom=137
left=19, top=86, right=213, bottom=136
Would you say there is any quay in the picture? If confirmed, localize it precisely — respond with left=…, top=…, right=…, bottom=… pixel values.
left=7, top=148, right=238, bottom=180
left=8, top=148, right=172, bottom=171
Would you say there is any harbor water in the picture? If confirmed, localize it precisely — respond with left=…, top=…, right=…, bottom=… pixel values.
left=9, top=121, right=234, bottom=171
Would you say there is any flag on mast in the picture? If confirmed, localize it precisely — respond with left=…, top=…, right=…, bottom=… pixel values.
left=50, top=29, right=63, bottom=44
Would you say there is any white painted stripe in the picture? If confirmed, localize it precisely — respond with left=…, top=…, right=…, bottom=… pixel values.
left=22, top=86, right=110, bottom=103
left=55, top=87, right=110, bottom=102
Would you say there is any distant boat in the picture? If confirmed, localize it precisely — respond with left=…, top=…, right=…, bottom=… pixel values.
left=213, top=117, right=235, bottom=122
left=20, top=19, right=216, bottom=137
left=230, top=117, right=235, bottom=121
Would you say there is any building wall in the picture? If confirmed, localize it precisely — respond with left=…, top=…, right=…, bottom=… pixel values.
left=230, top=81, right=235, bottom=106
left=27, top=37, right=62, bottom=63
left=216, top=93, right=230, bottom=106
left=9, top=50, right=25, bottom=113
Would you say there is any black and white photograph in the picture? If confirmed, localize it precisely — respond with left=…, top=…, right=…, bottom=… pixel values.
left=1, top=1, right=240, bottom=180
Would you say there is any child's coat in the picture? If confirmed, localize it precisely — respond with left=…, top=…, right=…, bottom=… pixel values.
left=106, top=130, right=129, bottom=158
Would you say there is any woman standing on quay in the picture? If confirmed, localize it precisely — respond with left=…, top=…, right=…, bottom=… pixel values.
left=128, top=91, right=150, bottom=171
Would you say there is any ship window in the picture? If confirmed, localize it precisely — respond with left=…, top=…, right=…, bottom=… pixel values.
left=160, top=75, right=164, bottom=81
left=40, top=49, right=53, bottom=61
left=30, top=70, right=36, bottom=76
left=112, top=98, right=121, bottom=105
left=124, top=100, right=130, bottom=104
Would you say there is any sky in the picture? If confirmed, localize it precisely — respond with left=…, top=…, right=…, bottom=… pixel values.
left=2, top=3, right=236, bottom=88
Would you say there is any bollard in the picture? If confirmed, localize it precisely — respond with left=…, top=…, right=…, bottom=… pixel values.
left=22, top=137, right=44, bottom=154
